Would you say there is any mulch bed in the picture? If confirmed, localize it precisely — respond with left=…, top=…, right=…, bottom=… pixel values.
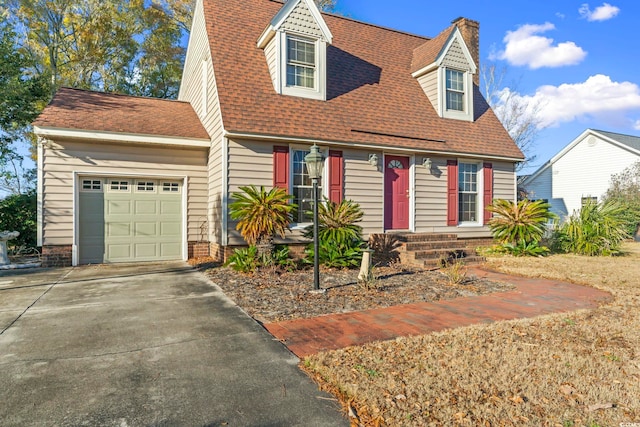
left=193, top=259, right=515, bottom=324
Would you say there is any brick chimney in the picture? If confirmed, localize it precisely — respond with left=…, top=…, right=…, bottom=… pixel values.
left=452, top=17, right=480, bottom=85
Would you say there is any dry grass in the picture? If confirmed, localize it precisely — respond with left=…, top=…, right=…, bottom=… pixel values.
left=304, top=242, right=640, bottom=426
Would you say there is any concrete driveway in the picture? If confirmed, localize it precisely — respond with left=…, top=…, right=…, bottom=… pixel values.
left=0, top=262, right=347, bottom=426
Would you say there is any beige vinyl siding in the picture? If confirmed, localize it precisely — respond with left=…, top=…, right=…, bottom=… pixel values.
left=416, top=71, right=439, bottom=113
left=280, top=1, right=324, bottom=38
left=414, top=157, right=516, bottom=238
left=493, top=161, right=516, bottom=201
left=264, top=37, right=278, bottom=90
left=178, top=0, right=226, bottom=244
left=343, top=149, right=383, bottom=238
left=41, top=139, right=208, bottom=246
left=226, top=139, right=273, bottom=245
left=441, top=38, right=470, bottom=70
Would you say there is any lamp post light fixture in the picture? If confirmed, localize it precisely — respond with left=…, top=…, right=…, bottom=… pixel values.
left=304, top=143, right=325, bottom=291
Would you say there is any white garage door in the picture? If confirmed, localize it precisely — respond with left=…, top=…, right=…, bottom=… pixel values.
left=78, top=178, right=183, bottom=264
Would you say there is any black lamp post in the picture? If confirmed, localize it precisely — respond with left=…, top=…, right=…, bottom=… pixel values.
left=304, top=144, right=324, bottom=291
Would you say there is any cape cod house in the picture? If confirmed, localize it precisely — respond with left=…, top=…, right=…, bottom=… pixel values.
left=33, top=0, right=523, bottom=267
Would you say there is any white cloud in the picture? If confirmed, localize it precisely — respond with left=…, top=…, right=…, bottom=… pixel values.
left=634, top=120, right=640, bottom=131
left=492, top=23, right=587, bottom=69
left=502, top=75, right=640, bottom=128
left=579, top=3, right=620, bottom=21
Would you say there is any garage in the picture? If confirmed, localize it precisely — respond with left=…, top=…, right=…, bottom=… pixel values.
left=78, top=177, right=183, bottom=264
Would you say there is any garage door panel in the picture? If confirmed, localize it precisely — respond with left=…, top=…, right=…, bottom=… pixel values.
left=134, top=222, right=158, bottom=237
left=106, top=200, right=132, bottom=215
left=79, top=177, right=183, bottom=264
left=134, top=243, right=158, bottom=258
left=134, top=200, right=158, bottom=215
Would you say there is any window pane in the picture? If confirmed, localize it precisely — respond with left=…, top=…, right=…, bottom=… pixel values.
left=446, top=69, right=465, bottom=111
left=458, top=163, right=478, bottom=222
left=291, top=148, right=321, bottom=223
left=287, top=36, right=315, bottom=89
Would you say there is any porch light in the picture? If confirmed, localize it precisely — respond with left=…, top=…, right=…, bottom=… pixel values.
left=368, top=153, right=378, bottom=167
left=305, top=144, right=324, bottom=180
left=304, top=144, right=326, bottom=291
left=423, top=157, right=432, bottom=170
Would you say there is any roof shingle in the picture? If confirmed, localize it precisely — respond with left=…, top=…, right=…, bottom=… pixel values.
left=34, top=87, right=210, bottom=140
left=206, top=0, right=523, bottom=160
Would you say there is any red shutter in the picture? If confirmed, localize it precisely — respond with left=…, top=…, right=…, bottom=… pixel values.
left=328, top=150, right=343, bottom=204
left=447, top=160, right=458, bottom=226
left=273, top=146, right=289, bottom=190
left=483, top=162, right=493, bottom=224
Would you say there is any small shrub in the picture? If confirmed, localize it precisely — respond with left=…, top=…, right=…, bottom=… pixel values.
left=502, top=240, right=550, bottom=257
left=440, top=258, right=467, bottom=285
left=225, top=244, right=298, bottom=273
left=487, top=199, right=556, bottom=244
left=225, top=246, right=259, bottom=273
left=305, top=240, right=363, bottom=269
left=552, top=199, right=628, bottom=256
left=304, top=199, right=365, bottom=269
left=0, top=190, right=37, bottom=249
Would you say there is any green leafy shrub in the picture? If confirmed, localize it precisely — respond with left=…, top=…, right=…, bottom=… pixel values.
left=228, top=185, right=295, bottom=257
left=303, top=199, right=365, bottom=268
left=603, top=161, right=640, bottom=237
left=552, top=199, right=628, bottom=256
left=486, top=199, right=555, bottom=256
left=225, top=244, right=298, bottom=273
left=304, top=240, right=363, bottom=269
left=0, top=190, right=36, bottom=249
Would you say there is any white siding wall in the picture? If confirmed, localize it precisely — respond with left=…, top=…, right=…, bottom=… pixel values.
left=417, top=71, right=439, bottom=112
left=441, top=38, right=470, bottom=70
left=178, top=0, right=225, bottom=243
left=280, top=1, right=324, bottom=38
left=264, top=37, right=278, bottom=90
left=41, top=139, right=208, bottom=246
left=526, top=136, right=640, bottom=219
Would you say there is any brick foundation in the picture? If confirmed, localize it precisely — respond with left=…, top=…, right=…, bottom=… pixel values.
left=42, top=245, right=73, bottom=267
left=218, top=243, right=308, bottom=263
left=188, top=241, right=210, bottom=259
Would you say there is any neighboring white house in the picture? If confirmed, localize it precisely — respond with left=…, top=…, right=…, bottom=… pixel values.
left=522, top=129, right=640, bottom=219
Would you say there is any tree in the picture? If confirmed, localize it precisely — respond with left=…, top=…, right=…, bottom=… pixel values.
left=0, top=12, right=50, bottom=195
left=7, top=0, right=187, bottom=98
left=603, top=161, right=640, bottom=236
left=482, top=63, right=545, bottom=170
left=0, top=190, right=37, bottom=248
left=315, top=0, right=337, bottom=11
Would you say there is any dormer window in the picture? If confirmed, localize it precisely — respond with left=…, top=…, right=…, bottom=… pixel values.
left=287, top=35, right=316, bottom=89
left=257, top=0, right=333, bottom=101
left=445, top=69, right=464, bottom=112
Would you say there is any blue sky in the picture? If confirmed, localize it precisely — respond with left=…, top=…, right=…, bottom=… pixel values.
left=332, top=0, right=640, bottom=174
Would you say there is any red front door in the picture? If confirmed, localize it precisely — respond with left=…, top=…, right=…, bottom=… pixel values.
left=384, top=155, right=410, bottom=230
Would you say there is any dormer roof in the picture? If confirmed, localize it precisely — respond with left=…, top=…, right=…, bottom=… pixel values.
left=257, top=0, right=333, bottom=48
left=411, top=26, right=476, bottom=77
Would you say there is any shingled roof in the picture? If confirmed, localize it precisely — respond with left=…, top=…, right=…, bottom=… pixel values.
left=34, top=87, right=210, bottom=140
left=204, top=0, right=523, bottom=160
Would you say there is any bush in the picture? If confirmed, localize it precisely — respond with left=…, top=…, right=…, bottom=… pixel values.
left=552, top=199, right=628, bottom=256
left=303, top=199, right=365, bottom=268
left=228, top=185, right=295, bottom=256
left=603, top=161, right=640, bottom=237
left=225, top=244, right=297, bottom=273
left=0, top=190, right=36, bottom=249
left=486, top=199, right=555, bottom=256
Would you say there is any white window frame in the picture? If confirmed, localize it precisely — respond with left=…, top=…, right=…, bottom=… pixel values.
left=445, top=69, right=465, bottom=112
left=439, top=67, right=474, bottom=121
left=80, top=179, right=102, bottom=192
left=108, top=180, right=130, bottom=192
left=289, top=145, right=329, bottom=228
left=457, top=161, right=484, bottom=226
left=135, top=180, right=157, bottom=193
left=162, top=182, right=181, bottom=193
left=278, top=32, right=327, bottom=100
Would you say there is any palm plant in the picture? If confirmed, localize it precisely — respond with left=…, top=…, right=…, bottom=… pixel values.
left=554, top=199, right=628, bottom=256
left=487, top=199, right=556, bottom=246
left=229, top=185, right=295, bottom=257
left=303, top=198, right=364, bottom=243
left=303, top=199, right=365, bottom=268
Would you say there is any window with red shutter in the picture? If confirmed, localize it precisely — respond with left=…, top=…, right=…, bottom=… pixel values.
left=483, top=163, right=493, bottom=224
left=447, top=160, right=458, bottom=226
left=328, top=150, right=343, bottom=204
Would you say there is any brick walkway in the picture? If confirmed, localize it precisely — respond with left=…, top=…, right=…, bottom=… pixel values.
left=264, top=267, right=612, bottom=358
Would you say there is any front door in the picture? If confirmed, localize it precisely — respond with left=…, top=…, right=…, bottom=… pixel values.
left=384, top=155, right=410, bottom=230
